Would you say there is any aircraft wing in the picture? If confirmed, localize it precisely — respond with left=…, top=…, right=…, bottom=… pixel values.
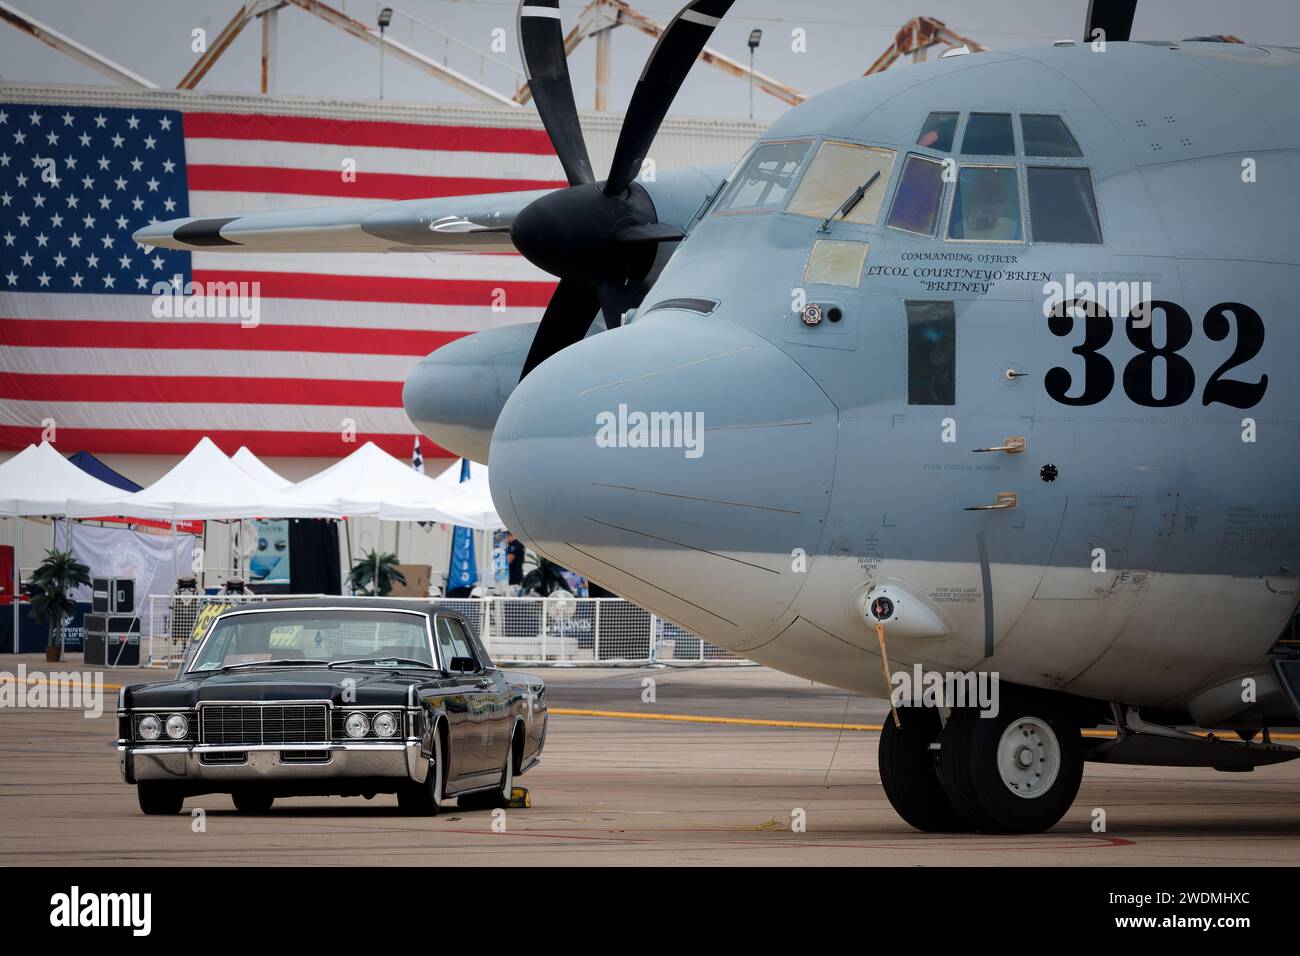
left=131, top=188, right=552, bottom=254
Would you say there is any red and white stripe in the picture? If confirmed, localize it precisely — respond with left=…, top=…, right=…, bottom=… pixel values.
left=0, top=108, right=563, bottom=458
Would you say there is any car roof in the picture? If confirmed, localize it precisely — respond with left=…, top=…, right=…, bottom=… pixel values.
left=217, top=597, right=461, bottom=619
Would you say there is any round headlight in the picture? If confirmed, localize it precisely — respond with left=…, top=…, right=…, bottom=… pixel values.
left=372, top=711, right=398, bottom=738
left=165, top=714, right=189, bottom=740
left=344, top=712, right=370, bottom=739
left=138, top=715, right=161, bottom=741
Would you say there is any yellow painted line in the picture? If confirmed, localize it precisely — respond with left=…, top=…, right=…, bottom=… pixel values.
left=550, top=706, right=881, bottom=731
left=4, top=675, right=1300, bottom=741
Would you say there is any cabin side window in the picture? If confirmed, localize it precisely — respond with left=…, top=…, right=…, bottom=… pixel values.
left=905, top=301, right=956, bottom=405
left=961, top=113, right=1016, bottom=156
left=1026, top=167, right=1102, bottom=243
left=1020, top=114, right=1082, bottom=157
left=947, top=166, right=1023, bottom=242
left=887, top=155, right=946, bottom=236
left=916, top=112, right=959, bottom=152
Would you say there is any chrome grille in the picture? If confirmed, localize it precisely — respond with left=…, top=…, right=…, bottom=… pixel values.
left=200, top=704, right=329, bottom=746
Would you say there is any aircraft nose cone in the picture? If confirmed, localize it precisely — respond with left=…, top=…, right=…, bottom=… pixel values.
left=490, top=310, right=840, bottom=649
left=402, top=322, right=537, bottom=464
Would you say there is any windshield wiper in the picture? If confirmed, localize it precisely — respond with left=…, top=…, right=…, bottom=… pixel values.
left=819, top=169, right=881, bottom=232
left=207, top=659, right=330, bottom=673
left=327, top=657, right=436, bottom=670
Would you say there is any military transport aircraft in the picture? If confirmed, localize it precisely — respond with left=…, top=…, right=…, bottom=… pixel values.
left=138, top=0, right=1300, bottom=833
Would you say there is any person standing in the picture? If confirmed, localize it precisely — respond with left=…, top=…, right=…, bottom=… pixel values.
left=505, top=532, right=525, bottom=592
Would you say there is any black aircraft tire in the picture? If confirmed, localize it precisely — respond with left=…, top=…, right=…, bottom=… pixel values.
left=878, top=708, right=975, bottom=832
left=938, top=701, right=1083, bottom=834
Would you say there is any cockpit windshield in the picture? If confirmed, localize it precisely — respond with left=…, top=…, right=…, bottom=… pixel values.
left=712, top=140, right=812, bottom=213
left=786, top=141, right=896, bottom=224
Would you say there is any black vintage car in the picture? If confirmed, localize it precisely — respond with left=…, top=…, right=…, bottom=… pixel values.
left=116, top=598, right=547, bottom=815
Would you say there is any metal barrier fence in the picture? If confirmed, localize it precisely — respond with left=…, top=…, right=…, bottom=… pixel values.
left=145, top=593, right=747, bottom=668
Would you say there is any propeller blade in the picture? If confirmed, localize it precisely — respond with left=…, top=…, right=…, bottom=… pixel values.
left=1084, top=0, right=1138, bottom=43
left=615, top=222, right=686, bottom=243
left=520, top=278, right=603, bottom=380
left=518, top=0, right=596, bottom=186
left=603, top=0, right=735, bottom=197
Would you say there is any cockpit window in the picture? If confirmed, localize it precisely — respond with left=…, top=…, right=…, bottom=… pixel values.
left=917, top=112, right=958, bottom=152
left=785, top=141, right=896, bottom=224
left=887, top=155, right=946, bottom=236
left=948, top=166, right=1023, bottom=242
left=712, top=140, right=811, bottom=213
left=1020, top=114, right=1082, bottom=157
left=1027, top=167, right=1102, bottom=243
left=961, top=113, right=1016, bottom=156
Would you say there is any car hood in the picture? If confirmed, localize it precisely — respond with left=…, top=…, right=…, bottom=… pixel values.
left=125, top=667, right=434, bottom=709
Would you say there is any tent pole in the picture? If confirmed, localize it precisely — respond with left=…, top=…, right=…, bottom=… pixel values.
left=343, top=518, right=352, bottom=594
left=171, top=519, right=177, bottom=589
left=11, top=517, right=19, bottom=653
left=62, top=517, right=75, bottom=659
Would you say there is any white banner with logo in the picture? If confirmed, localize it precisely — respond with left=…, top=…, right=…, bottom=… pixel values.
left=54, top=521, right=197, bottom=633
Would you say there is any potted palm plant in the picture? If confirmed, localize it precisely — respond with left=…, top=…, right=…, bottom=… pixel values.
left=347, top=550, right=405, bottom=596
left=29, top=548, right=91, bottom=663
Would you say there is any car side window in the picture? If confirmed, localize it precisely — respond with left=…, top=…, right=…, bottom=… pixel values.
left=435, top=615, right=475, bottom=670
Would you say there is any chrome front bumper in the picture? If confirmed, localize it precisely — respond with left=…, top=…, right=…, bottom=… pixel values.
left=118, top=740, right=428, bottom=785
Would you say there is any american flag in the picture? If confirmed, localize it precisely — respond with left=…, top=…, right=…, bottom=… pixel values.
left=0, top=95, right=563, bottom=458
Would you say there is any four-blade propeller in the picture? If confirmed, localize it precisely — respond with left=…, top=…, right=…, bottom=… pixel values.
left=511, top=0, right=735, bottom=381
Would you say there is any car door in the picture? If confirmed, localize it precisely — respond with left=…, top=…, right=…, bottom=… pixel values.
left=433, top=613, right=482, bottom=783
left=443, top=615, right=512, bottom=776
left=462, top=620, right=513, bottom=773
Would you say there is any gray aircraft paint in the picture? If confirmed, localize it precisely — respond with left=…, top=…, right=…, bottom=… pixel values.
left=489, top=41, right=1300, bottom=720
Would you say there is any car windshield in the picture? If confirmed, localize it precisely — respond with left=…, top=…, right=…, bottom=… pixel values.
left=186, top=610, right=435, bottom=672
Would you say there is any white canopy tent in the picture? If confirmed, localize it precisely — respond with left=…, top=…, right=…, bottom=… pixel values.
left=284, top=441, right=499, bottom=528
left=66, top=437, right=338, bottom=520
left=0, top=441, right=125, bottom=516
left=0, top=442, right=126, bottom=652
left=430, top=459, right=504, bottom=530
left=231, top=446, right=293, bottom=491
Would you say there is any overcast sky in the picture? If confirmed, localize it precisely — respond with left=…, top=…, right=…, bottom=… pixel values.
left=1, top=1, right=1296, bottom=120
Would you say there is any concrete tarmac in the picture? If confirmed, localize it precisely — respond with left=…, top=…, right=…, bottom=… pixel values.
left=2, top=656, right=1299, bottom=865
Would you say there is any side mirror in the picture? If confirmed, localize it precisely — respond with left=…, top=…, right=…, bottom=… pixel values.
left=449, top=656, right=476, bottom=674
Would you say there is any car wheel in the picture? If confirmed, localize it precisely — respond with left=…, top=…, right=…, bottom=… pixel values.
left=458, top=726, right=518, bottom=811
left=231, top=789, right=275, bottom=814
left=137, top=782, right=184, bottom=815
left=878, top=708, right=975, bottom=832
left=938, top=697, right=1083, bottom=834
left=398, top=722, right=445, bottom=816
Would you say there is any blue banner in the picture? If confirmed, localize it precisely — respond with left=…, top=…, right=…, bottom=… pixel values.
left=447, top=459, right=478, bottom=591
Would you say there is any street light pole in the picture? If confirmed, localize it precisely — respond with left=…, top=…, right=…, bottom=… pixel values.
left=378, top=7, right=393, bottom=101
left=747, top=29, right=762, bottom=120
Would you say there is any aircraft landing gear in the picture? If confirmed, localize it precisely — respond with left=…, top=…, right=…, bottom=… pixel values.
left=937, top=695, right=1084, bottom=833
left=877, top=708, right=974, bottom=832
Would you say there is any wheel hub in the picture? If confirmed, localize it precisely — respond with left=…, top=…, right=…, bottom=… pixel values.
left=996, top=716, right=1061, bottom=799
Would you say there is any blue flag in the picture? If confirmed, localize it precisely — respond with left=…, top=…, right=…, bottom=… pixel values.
left=446, top=459, right=478, bottom=590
